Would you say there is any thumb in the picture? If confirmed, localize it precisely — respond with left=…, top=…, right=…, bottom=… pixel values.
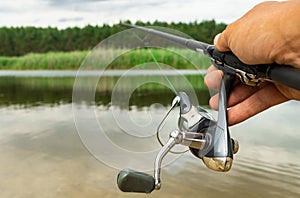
left=214, top=32, right=230, bottom=52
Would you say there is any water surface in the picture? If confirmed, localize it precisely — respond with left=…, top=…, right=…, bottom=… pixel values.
left=0, top=71, right=300, bottom=198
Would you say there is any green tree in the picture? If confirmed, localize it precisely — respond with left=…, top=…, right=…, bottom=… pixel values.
left=0, top=20, right=226, bottom=56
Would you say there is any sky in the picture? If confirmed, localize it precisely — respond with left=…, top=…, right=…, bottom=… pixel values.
left=1, top=0, right=269, bottom=28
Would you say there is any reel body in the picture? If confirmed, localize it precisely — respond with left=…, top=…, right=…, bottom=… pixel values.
left=177, top=91, right=238, bottom=172
left=117, top=73, right=239, bottom=193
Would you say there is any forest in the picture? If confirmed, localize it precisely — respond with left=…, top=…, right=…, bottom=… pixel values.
left=0, top=20, right=226, bottom=57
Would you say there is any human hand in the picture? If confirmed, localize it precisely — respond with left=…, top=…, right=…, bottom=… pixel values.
left=205, top=1, right=300, bottom=125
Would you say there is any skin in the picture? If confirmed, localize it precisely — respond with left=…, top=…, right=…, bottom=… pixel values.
left=204, top=0, right=300, bottom=126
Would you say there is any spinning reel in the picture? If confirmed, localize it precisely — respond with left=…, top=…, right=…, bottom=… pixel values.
left=117, top=73, right=239, bottom=193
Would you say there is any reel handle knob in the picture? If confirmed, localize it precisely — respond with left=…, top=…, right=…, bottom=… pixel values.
left=117, top=169, right=155, bottom=193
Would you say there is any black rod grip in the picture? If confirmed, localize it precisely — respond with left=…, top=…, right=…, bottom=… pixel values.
left=268, top=65, right=300, bottom=91
left=117, top=169, right=155, bottom=193
left=208, top=46, right=300, bottom=91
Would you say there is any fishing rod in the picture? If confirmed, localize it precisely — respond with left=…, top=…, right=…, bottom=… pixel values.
left=121, top=23, right=300, bottom=91
left=116, top=23, right=300, bottom=194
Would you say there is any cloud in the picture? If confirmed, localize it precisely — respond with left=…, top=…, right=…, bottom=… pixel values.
left=46, top=0, right=108, bottom=7
left=0, top=0, right=270, bottom=28
left=58, top=17, right=84, bottom=23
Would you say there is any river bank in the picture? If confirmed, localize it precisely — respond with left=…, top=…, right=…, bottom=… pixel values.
left=0, top=49, right=211, bottom=70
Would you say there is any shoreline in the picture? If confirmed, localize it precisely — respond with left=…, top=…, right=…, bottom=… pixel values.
left=0, top=69, right=207, bottom=77
left=0, top=49, right=211, bottom=70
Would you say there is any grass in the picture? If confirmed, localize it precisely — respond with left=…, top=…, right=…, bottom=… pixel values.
left=0, top=51, right=88, bottom=70
left=0, top=48, right=211, bottom=70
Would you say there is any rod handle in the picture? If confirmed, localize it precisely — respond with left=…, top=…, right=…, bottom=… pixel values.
left=267, top=65, right=300, bottom=91
left=207, top=46, right=300, bottom=91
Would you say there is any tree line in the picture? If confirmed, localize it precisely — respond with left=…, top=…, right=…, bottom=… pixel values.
left=0, top=20, right=226, bottom=56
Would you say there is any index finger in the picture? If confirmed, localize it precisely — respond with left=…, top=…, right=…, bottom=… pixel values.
left=214, top=33, right=230, bottom=52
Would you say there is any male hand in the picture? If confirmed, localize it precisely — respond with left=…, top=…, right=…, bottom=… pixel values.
left=205, top=0, right=300, bottom=125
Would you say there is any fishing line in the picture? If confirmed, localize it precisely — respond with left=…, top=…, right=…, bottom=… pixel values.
left=131, top=28, right=190, bottom=154
left=131, top=30, right=178, bottom=95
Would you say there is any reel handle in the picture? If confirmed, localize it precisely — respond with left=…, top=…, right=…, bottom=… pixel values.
left=117, top=169, right=155, bottom=193
left=117, top=133, right=178, bottom=193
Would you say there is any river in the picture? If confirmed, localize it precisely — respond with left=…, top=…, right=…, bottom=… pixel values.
left=0, top=70, right=300, bottom=198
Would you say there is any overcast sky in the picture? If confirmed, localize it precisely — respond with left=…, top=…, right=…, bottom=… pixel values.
left=1, top=0, right=269, bottom=28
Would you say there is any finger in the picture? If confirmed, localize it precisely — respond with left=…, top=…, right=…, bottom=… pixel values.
left=214, top=32, right=230, bottom=52
left=204, top=69, right=223, bottom=90
left=209, top=93, right=219, bottom=110
left=227, top=84, right=260, bottom=107
left=208, top=83, right=257, bottom=110
left=227, top=84, right=288, bottom=125
left=207, top=64, right=218, bottom=73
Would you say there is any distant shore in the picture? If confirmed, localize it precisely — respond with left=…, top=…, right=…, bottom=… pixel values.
left=0, top=51, right=87, bottom=70
left=0, top=49, right=211, bottom=70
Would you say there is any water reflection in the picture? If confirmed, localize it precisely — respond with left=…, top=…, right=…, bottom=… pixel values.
left=0, top=75, right=209, bottom=108
left=0, top=73, right=300, bottom=198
